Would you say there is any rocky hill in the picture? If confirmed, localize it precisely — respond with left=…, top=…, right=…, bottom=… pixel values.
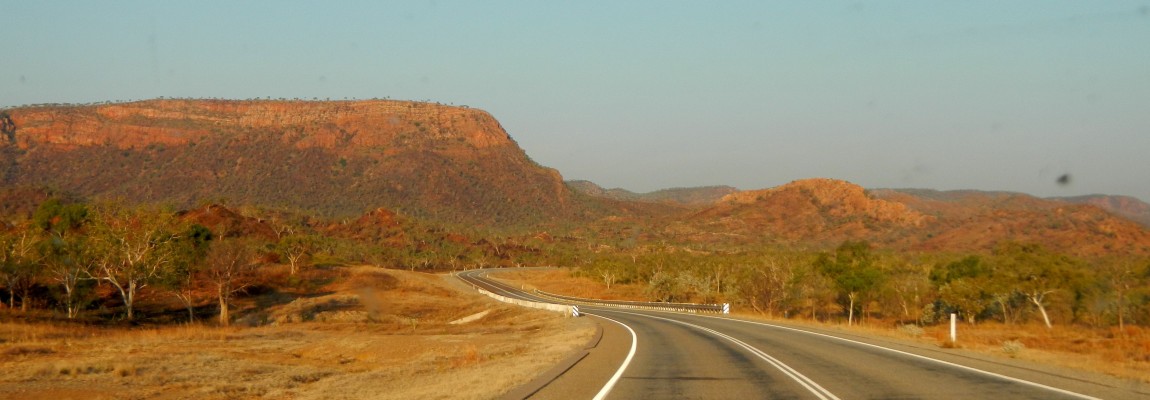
left=672, top=179, right=1150, bottom=256
left=679, top=178, right=931, bottom=246
left=0, top=99, right=574, bottom=228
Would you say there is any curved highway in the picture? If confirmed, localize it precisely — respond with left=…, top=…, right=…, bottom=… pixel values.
left=458, top=269, right=1145, bottom=400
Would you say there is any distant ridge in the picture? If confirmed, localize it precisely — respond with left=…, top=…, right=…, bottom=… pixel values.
left=567, top=180, right=737, bottom=206
left=1051, top=194, right=1150, bottom=228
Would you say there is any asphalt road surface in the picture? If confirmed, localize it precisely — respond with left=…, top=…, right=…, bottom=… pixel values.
left=457, top=270, right=1147, bottom=400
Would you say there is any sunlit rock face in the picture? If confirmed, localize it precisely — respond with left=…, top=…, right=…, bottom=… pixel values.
left=1, top=99, right=573, bottom=227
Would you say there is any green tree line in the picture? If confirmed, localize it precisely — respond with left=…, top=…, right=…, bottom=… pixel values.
left=0, top=199, right=304, bottom=324
left=6, top=197, right=1148, bottom=330
left=0, top=198, right=536, bottom=323
left=572, top=240, right=1150, bottom=329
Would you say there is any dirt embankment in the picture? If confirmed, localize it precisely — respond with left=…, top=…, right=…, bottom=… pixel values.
left=0, top=267, right=595, bottom=400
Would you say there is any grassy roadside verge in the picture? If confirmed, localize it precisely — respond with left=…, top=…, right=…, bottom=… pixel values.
left=0, top=267, right=594, bottom=400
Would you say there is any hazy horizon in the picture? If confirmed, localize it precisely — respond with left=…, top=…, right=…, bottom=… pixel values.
left=4, top=1, right=1148, bottom=202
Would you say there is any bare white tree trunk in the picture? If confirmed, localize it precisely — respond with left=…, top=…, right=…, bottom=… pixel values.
left=54, top=265, right=86, bottom=319
left=174, top=292, right=196, bottom=322
left=847, top=292, right=858, bottom=326
left=600, top=270, right=616, bottom=289
left=218, top=286, right=230, bottom=326
left=1026, top=290, right=1054, bottom=329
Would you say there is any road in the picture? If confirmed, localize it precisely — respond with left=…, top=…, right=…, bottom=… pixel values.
left=457, top=269, right=1147, bottom=400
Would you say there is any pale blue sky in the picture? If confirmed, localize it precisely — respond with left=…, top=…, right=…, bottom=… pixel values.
left=4, top=1, right=1149, bottom=201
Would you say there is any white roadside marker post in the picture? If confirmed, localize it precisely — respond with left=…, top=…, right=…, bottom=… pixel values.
left=950, top=313, right=957, bottom=345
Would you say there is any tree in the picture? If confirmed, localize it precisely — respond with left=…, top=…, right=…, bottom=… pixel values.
left=747, top=254, right=799, bottom=317
left=816, top=241, right=885, bottom=326
left=277, top=234, right=317, bottom=275
left=938, top=279, right=987, bottom=324
left=930, top=256, right=992, bottom=324
left=31, top=199, right=92, bottom=318
left=881, top=257, right=930, bottom=325
left=204, top=239, right=257, bottom=326
left=704, top=260, right=731, bottom=299
left=1092, top=256, right=1148, bottom=331
left=161, top=224, right=214, bottom=322
left=90, top=204, right=183, bottom=321
left=678, top=269, right=715, bottom=303
left=38, top=234, right=96, bottom=318
left=33, top=198, right=89, bottom=234
left=0, top=228, right=39, bottom=311
left=781, top=254, right=837, bottom=321
left=598, top=267, right=617, bottom=290
left=992, top=243, right=1082, bottom=329
left=646, top=269, right=679, bottom=302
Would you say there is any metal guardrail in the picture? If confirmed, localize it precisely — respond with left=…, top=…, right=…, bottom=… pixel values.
left=476, top=288, right=578, bottom=316
left=458, top=268, right=729, bottom=316
left=532, top=289, right=729, bottom=314
left=456, top=270, right=581, bottom=317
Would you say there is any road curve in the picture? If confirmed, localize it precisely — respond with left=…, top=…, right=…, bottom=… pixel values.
left=458, top=270, right=1146, bottom=400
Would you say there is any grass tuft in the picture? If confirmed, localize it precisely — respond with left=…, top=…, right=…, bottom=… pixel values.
left=1002, top=340, right=1025, bottom=358
left=897, top=324, right=924, bottom=338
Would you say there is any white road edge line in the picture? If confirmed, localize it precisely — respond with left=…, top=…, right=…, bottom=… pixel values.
left=613, top=310, right=840, bottom=400
left=683, top=312, right=1102, bottom=400
left=586, top=314, right=638, bottom=400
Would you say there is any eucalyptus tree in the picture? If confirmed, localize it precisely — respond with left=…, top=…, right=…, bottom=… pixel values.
left=90, top=204, right=184, bottom=321
left=992, top=242, right=1084, bottom=329
left=161, top=224, right=214, bottom=322
left=743, top=251, right=804, bottom=318
left=930, top=255, right=992, bottom=324
left=1095, top=257, right=1149, bottom=330
left=276, top=233, right=318, bottom=275
left=880, top=255, right=931, bottom=325
left=0, top=227, right=39, bottom=311
left=31, top=199, right=92, bottom=318
left=816, top=241, right=885, bottom=326
left=205, top=239, right=258, bottom=326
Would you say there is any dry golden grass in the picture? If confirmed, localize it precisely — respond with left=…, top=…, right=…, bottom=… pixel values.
left=0, top=267, right=595, bottom=400
left=497, top=268, right=1150, bottom=384
left=494, top=269, right=648, bottom=301
left=919, top=322, right=1150, bottom=382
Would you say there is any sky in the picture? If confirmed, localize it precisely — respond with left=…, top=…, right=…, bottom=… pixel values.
left=4, top=1, right=1149, bottom=201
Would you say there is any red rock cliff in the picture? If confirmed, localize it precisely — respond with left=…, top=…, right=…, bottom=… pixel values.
left=1, top=99, right=573, bottom=228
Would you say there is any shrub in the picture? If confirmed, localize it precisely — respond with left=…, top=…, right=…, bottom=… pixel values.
left=1002, top=340, right=1025, bottom=358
